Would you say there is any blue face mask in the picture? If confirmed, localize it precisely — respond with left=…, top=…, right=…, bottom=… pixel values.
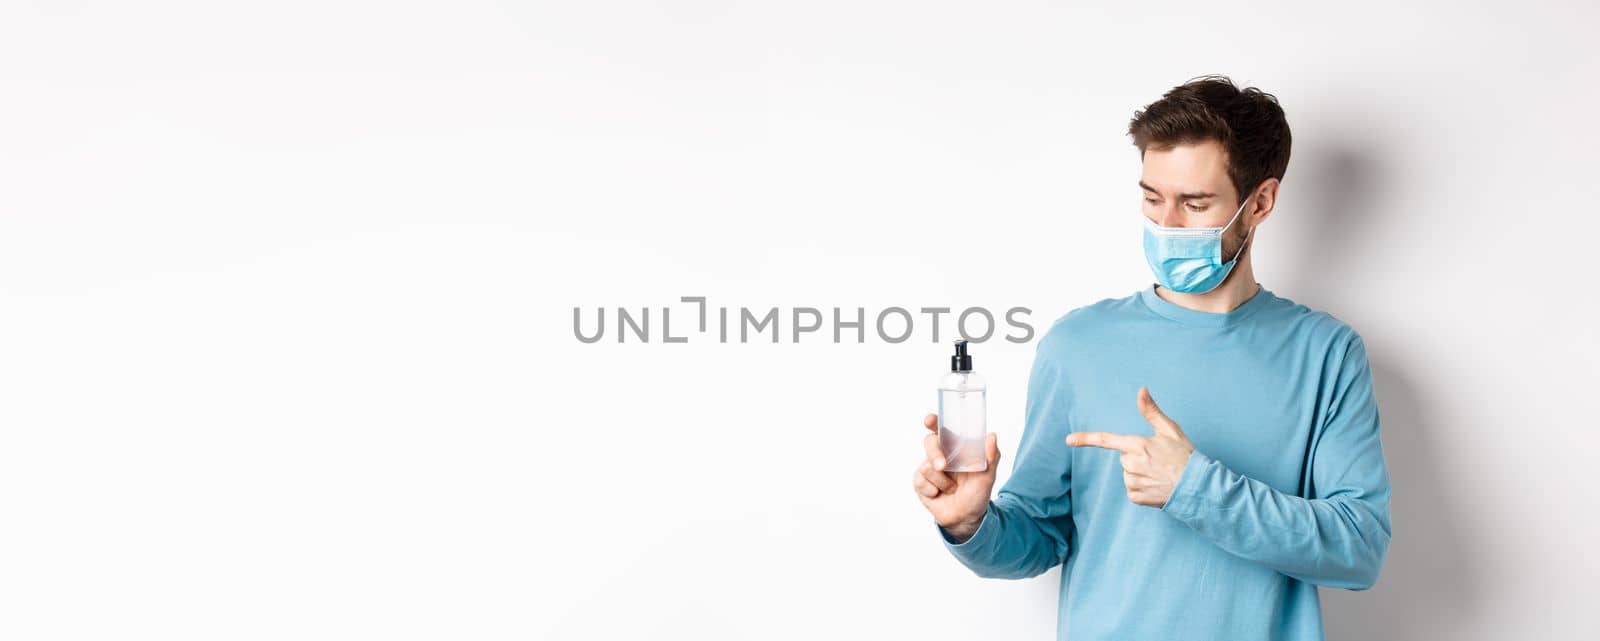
left=1142, top=196, right=1252, bottom=294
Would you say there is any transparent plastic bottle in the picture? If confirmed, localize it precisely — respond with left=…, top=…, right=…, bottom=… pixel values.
left=938, top=340, right=988, bottom=472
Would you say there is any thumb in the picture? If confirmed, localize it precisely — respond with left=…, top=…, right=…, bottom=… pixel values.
left=984, top=432, right=1001, bottom=473
left=1138, top=387, right=1185, bottom=438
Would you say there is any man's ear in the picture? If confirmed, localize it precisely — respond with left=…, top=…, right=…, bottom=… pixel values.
left=1248, top=178, right=1280, bottom=227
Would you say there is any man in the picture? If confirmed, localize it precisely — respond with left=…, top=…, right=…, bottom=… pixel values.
left=911, top=75, right=1391, bottom=641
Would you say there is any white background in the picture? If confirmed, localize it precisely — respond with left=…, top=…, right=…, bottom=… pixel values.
left=2, top=1, right=1597, bottom=639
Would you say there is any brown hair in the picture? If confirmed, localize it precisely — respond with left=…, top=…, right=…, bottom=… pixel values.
left=1127, top=74, right=1292, bottom=203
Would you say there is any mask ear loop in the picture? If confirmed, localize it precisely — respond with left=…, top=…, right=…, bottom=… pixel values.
left=1222, top=183, right=1261, bottom=263
left=1226, top=223, right=1253, bottom=264
left=1225, top=196, right=1257, bottom=264
left=1219, top=195, right=1250, bottom=233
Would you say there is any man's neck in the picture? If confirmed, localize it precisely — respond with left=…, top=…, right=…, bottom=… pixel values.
left=1153, top=255, right=1261, bottom=314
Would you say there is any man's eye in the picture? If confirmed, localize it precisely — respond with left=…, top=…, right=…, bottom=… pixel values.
left=1186, top=203, right=1206, bottom=212
left=1144, top=198, right=1158, bottom=204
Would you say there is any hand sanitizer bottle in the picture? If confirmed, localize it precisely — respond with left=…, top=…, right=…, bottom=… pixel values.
left=938, top=339, right=987, bottom=472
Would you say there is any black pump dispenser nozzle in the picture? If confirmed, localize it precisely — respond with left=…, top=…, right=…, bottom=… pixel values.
left=951, top=339, right=973, bottom=372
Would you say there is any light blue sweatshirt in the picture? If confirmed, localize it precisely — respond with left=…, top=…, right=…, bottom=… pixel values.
left=939, top=285, right=1391, bottom=641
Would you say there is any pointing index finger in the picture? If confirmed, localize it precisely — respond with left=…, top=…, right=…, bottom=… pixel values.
left=1066, top=431, right=1141, bottom=452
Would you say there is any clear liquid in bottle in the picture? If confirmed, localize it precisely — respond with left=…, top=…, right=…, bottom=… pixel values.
left=938, top=340, right=988, bottom=473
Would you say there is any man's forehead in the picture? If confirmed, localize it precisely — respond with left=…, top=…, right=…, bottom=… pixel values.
left=1140, top=142, right=1232, bottom=198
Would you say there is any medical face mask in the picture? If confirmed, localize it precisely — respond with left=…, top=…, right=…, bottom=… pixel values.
left=1141, top=196, right=1252, bottom=294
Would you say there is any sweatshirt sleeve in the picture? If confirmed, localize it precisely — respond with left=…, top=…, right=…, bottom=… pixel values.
left=1159, top=333, right=1393, bottom=590
left=936, top=340, right=1075, bottom=580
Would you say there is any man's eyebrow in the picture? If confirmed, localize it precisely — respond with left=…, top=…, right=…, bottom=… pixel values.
left=1139, top=181, right=1217, bottom=200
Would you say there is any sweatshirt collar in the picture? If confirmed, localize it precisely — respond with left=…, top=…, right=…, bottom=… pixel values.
left=1137, top=283, right=1274, bottom=328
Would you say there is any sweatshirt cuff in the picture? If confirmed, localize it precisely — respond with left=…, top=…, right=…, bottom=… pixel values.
left=1160, top=448, right=1212, bottom=523
left=938, top=500, right=1000, bottom=557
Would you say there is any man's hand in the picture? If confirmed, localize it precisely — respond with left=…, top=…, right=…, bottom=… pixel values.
left=1065, top=387, right=1195, bottom=508
left=912, top=413, right=1000, bottom=543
